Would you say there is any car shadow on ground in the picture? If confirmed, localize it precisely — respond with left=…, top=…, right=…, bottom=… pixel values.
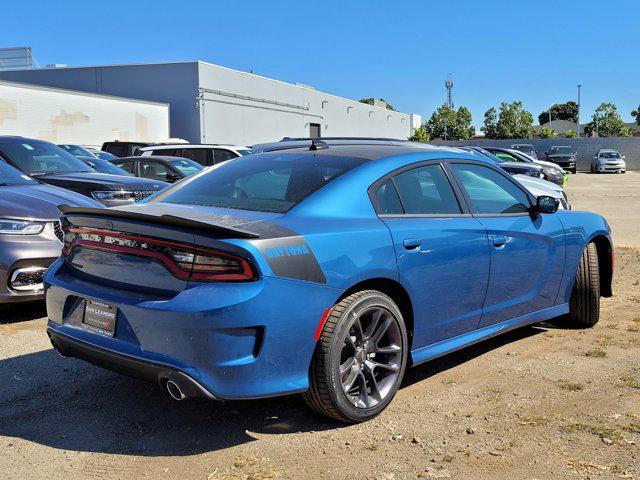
left=0, top=312, right=547, bottom=457
left=0, top=302, right=47, bottom=324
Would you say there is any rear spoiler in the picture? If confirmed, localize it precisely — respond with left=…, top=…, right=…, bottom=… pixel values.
left=58, top=205, right=260, bottom=239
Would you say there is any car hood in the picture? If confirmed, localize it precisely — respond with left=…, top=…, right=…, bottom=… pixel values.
left=533, top=159, right=564, bottom=170
left=501, top=161, right=542, bottom=172
left=0, top=184, right=103, bottom=221
left=36, top=172, right=168, bottom=190
left=513, top=174, right=563, bottom=197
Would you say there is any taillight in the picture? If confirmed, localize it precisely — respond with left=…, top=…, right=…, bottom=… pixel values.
left=62, top=227, right=256, bottom=282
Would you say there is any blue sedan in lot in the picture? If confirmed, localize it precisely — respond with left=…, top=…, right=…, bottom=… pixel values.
left=45, top=139, right=613, bottom=422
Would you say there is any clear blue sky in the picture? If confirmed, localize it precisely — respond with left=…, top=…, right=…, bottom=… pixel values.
left=5, top=0, right=639, bottom=128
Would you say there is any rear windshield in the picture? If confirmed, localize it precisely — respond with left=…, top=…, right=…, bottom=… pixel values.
left=149, top=153, right=365, bottom=213
left=167, top=158, right=203, bottom=176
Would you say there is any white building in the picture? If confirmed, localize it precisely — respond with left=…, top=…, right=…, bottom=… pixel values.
left=0, top=61, right=420, bottom=145
left=0, top=80, right=169, bottom=147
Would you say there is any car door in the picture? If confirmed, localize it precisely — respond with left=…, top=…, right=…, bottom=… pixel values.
left=372, top=161, right=491, bottom=348
left=448, top=162, right=565, bottom=327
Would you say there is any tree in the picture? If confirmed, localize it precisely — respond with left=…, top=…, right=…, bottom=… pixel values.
left=538, top=101, right=579, bottom=125
left=359, top=98, right=395, bottom=111
left=584, top=103, right=633, bottom=137
left=632, top=105, right=640, bottom=126
left=482, top=107, right=498, bottom=139
left=483, top=102, right=533, bottom=139
left=408, top=124, right=430, bottom=142
left=564, top=129, right=577, bottom=138
left=424, top=105, right=475, bottom=140
left=539, top=127, right=557, bottom=138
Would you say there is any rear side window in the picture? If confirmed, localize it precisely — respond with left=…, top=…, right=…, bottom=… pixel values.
left=152, top=148, right=178, bottom=156
left=393, top=164, right=461, bottom=215
left=181, top=148, right=208, bottom=165
left=374, top=180, right=403, bottom=214
left=105, top=144, right=128, bottom=157
left=452, top=164, right=530, bottom=214
left=150, top=153, right=365, bottom=213
left=214, top=149, right=238, bottom=163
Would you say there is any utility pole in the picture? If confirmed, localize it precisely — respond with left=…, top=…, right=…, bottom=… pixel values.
left=577, top=84, right=582, bottom=138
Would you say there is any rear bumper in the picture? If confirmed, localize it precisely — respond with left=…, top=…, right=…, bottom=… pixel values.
left=48, top=328, right=218, bottom=399
left=44, top=259, right=340, bottom=399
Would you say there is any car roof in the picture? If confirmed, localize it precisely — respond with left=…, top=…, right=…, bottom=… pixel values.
left=139, top=144, right=248, bottom=151
left=252, top=140, right=468, bottom=161
left=116, top=155, right=195, bottom=162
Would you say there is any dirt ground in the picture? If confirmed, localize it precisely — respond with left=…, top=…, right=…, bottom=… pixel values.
left=1, top=173, right=639, bottom=480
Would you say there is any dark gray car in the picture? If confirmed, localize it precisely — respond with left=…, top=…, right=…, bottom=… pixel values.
left=0, top=161, right=102, bottom=303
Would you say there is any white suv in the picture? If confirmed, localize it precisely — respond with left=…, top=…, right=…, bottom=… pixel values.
left=137, top=144, right=252, bottom=167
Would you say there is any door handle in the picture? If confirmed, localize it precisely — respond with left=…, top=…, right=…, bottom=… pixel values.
left=402, top=238, right=421, bottom=250
left=491, top=235, right=508, bottom=248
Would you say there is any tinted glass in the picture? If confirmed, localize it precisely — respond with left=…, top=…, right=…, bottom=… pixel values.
left=237, top=149, right=252, bottom=156
left=0, top=140, right=94, bottom=175
left=150, top=153, right=364, bottom=213
left=600, top=151, right=620, bottom=159
left=105, top=144, right=128, bottom=157
left=0, top=161, right=37, bottom=185
left=374, top=180, right=403, bottom=214
left=214, top=149, right=238, bottom=163
left=116, top=161, right=135, bottom=174
left=393, top=164, right=461, bottom=214
left=93, top=151, right=118, bottom=160
left=181, top=148, right=208, bottom=165
left=140, top=161, right=173, bottom=181
left=152, top=148, right=178, bottom=156
left=167, top=158, right=203, bottom=176
left=58, top=144, right=98, bottom=158
left=453, top=164, right=530, bottom=214
left=83, top=158, right=131, bottom=176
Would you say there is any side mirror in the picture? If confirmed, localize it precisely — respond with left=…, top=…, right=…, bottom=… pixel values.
left=165, top=173, right=181, bottom=182
left=536, top=195, right=559, bottom=214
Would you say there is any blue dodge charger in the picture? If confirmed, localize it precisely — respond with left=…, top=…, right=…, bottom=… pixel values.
left=45, top=139, right=613, bottom=422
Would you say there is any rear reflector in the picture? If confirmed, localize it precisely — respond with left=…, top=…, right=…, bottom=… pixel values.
left=63, top=227, right=256, bottom=282
left=314, top=307, right=333, bottom=341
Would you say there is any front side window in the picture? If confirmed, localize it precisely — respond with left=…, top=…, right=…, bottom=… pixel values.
left=452, top=164, right=530, bottom=215
left=392, top=164, right=461, bottom=215
left=152, top=148, right=178, bottom=156
left=140, top=161, right=173, bottom=181
left=116, top=161, right=135, bottom=174
left=150, top=153, right=364, bottom=213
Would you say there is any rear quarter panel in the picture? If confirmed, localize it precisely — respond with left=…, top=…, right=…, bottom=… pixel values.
left=554, top=210, right=612, bottom=303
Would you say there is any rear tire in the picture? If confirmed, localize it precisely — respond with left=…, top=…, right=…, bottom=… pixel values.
left=567, top=243, right=600, bottom=327
left=303, top=290, right=408, bottom=423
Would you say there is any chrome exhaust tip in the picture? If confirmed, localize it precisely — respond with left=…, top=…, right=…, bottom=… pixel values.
left=166, top=379, right=186, bottom=401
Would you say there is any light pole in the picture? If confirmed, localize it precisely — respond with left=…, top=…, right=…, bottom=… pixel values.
left=577, top=84, right=582, bottom=138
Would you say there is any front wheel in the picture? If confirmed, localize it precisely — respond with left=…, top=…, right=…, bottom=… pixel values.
left=567, top=243, right=600, bottom=327
left=303, top=290, right=408, bottom=423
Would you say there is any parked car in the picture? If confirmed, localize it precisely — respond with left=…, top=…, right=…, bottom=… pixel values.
left=46, top=138, right=612, bottom=423
left=110, top=156, right=203, bottom=183
left=483, top=146, right=567, bottom=186
left=591, top=149, right=626, bottom=174
left=461, top=147, right=569, bottom=209
left=0, top=137, right=168, bottom=206
left=101, top=141, right=155, bottom=158
left=58, top=144, right=98, bottom=159
left=0, top=161, right=102, bottom=304
left=461, top=146, right=544, bottom=178
left=510, top=143, right=538, bottom=160
left=88, top=149, right=119, bottom=161
left=78, top=157, right=134, bottom=176
left=138, top=144, right=252, bottom=166
left=545, top=146, right=577, bottom=174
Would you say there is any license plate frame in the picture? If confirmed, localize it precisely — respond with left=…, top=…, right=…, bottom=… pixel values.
left=82, top=300, right=118, bottom=337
